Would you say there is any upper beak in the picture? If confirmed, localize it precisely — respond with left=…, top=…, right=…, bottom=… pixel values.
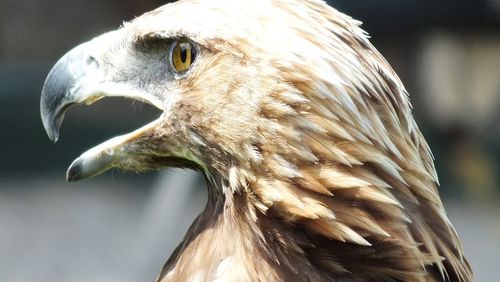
left=40, top=41, right=97, bottom=142
left=40, top=32, right=163, bottom=181
left=41, top=32, right=163, bottom=143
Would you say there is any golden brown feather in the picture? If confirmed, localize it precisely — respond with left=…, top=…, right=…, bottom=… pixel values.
left=40, top=0, right=473, bottom=281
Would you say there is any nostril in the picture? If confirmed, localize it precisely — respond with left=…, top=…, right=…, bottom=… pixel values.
left=86, top=56, right=100, bottom=69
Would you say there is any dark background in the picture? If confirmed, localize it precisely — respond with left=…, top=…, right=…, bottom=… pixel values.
left=1, top=1, right=499, bottom=281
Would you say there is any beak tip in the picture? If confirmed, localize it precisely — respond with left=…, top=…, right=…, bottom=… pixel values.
left=47, top=127, right=60, bottom=143
left=66, top=159, right=82, bottom=182
left=50, top=131, right=60, bottom=143
left=40, top=101, right=62, bottom=143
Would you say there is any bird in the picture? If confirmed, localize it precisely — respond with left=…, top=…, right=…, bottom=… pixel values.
left=40, top=0, right=473, bottom=281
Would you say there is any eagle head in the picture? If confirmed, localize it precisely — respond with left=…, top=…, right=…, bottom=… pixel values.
left=41, top=0, right=322, bottom=183
left=40, top=0, right=472, bottom=281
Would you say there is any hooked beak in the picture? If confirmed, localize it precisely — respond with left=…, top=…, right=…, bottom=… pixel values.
left=40, top=32, right=163, bottom=182
left=40, top=41, right=97, bottom=143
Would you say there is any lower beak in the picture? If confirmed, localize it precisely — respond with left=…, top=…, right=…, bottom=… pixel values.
left=66, top=120, right=160, bottom=182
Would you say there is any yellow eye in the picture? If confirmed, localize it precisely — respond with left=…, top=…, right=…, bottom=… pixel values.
left=171, top=38, right=196, bottom=73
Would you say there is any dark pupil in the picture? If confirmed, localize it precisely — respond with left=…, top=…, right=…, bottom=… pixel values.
left=180, top=43, right=188, bottom=63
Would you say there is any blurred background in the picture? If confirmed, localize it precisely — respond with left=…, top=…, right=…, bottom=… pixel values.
left=1, top=0, right=499, bottom=281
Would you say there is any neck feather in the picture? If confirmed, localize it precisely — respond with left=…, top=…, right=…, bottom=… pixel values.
left=157, top=173, right=329, bottom=282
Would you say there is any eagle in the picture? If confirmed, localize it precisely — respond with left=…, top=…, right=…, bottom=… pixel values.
left=40, top=0, right=473, bottom=281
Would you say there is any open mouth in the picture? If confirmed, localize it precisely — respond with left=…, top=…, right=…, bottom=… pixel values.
left=44, top=93, right=165, bottom=182
left=66, top=97, right=165, bottom=182
left=40, top=41, right=167, bottom=182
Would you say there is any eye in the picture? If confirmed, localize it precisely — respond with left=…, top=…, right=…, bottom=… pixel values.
left=170, top=38, right=197, bottom=73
